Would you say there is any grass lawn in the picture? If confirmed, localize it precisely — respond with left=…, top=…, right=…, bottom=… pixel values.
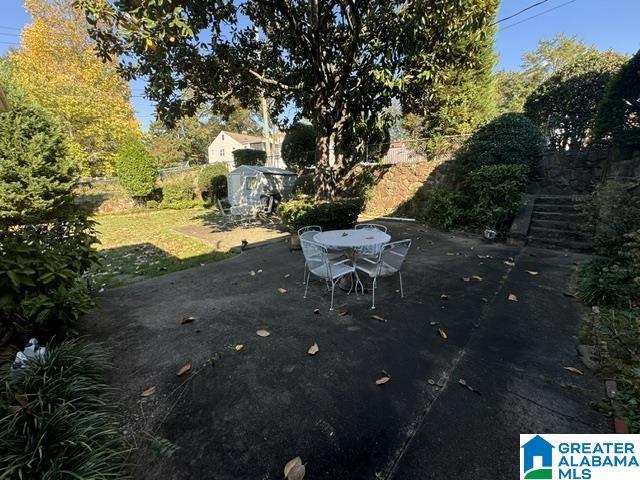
left=91, top=207, right=233, bottom=288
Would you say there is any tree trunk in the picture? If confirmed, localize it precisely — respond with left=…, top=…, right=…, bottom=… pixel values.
left=314, top=132, right=336, bottom=200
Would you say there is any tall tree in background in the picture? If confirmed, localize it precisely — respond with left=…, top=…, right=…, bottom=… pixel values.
left=10, top=0, right=139, bottom=177
left=495, top=34, right=589, bottom=115
left=402, top=0, right=498, bottom=156
left=78, top=0, right=495, bottom=199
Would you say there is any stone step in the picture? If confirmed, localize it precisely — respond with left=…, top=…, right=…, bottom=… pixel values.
left=530, top=211, right=591, bottom=222
left=528, top=226, right=593, bottom=242
left=527, top=235, right=594, bottom=252
left=535, top=195, right=590, bottom=206
left=529, top=218, right=594, bottom=232
left=533, top=203, right=589, bottom=214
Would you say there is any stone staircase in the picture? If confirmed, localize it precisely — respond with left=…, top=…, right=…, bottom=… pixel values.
left=526, top=195, right=594, bottom=251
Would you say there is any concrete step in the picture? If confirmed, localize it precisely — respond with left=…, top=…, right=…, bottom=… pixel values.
left=529, top=218, right=594, bottom=232
left=530, top=211, right=590, bottom=222
left=528, top=226, right=593, bottom=242
left=535, top=195, right=590, bottom=206
left=528, top=235, right=593, bottom=252
left=533, top=203, right=589, bottom=214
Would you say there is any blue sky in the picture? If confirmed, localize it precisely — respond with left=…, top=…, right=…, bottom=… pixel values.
left=1, top=0, right=639, bottom=130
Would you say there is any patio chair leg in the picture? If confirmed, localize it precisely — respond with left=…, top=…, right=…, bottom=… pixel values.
left=330, top=281, right=336, bottom=310
left=399, top=271, right=404, bottom=298
left=346, top=274, right=354, bottom=295
left=304, top=270, right=310, bottom=299
left=371, top=277, right=377, bottom=310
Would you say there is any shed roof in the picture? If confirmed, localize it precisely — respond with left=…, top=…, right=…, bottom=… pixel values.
left=229, top=165, right=296, bottom=176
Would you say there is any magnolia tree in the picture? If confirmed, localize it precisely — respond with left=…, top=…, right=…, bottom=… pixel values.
left=77, top=0, right=495, bottom=199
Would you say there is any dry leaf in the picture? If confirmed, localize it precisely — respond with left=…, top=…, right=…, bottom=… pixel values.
left=180, top=316, right=195, bottom=325
left=256, top=329, right=270, bottom=337
left=438, top=328, right=448, bottom=339
left=471, top=275, right=483, bottom=281
left=564, top=366, right=584, bottom=375
left=234, top=344, right=244, bottom=352
left=15, top=393, right=28, bottom=407
left=284, top=457, right=303, bottom=478
left=525, top=270, right=539, bottom=276
left=177, top=363, right=191, bottom=376
left=429, top=321, right=439, bottom=326
left=277, top=288, right=287, bottom=294
left=287, top=463, right=306, bottom=480
left=284, top=273, right=290, bottom=278
left=564, top=292, right=577, bottom=299
left=427, top=379, right=435, bottom=385
left=257, top=269, right=263, bottom=273
left=462, top=277, right=470, bottom=282
left=308, top=343, right=319, bottom=355
left=249, top=270, right=256, bottom=276
left=504, top=260, right=515, bottom=267
left=440, top=294, right=448, bottom=300
left=313, top=308, right=320, bottom=315
left=141, top=386, right=156, bottom=397
left=508, top=293, right=518, bottom=302
left=371, top=314, right=386, bottom=322
left=376, top=376, right=391, bottom=385
left=338, top=309, right=350, bottom=316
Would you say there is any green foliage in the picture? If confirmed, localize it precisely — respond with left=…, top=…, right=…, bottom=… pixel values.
left=278, top=197, right=363, bottom=233
left=415, top=189, right=468, bottom=230
left=232, top=149, right=266, bottom=167
left=524, top=50, right=627, bottom=150
left=198, top=163, right=228, bottom=200
left=160, top=177, right=200, bottom=209
left=578, top=257, right=640, bottom=307
left=592, top=181, right=640, bottom=256
left=454, top=113, right=543, bottom=176
left=292, top=174, right=315, bottom=196
left=594, top=49, right=640, bottom=148
left=282, top=122, right=316, bottom=172
left=466, top=164, right=529, bottom=230
left=0, top=339, right=128, bottom=479
left=115, top=138, right=158, bottom=200
left=0, top=79, right=76, bottom=226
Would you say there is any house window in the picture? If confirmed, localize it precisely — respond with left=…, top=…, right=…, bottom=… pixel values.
left=221, top=134, right=225, bottom=140
left=219, top=148, right=224, bottom=157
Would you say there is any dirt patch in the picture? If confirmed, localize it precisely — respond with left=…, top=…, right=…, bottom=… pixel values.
left=174, top=224, right=289, bottom=252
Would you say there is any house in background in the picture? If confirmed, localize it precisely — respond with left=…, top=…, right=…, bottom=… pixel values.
left=207, top=130, right=286, bottom=169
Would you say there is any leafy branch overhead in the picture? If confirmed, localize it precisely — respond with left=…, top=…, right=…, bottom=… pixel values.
left=76, top=0, right=497, bottom=198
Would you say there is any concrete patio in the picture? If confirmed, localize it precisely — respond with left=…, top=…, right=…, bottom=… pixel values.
left=85, top=221, right=610, bottom=480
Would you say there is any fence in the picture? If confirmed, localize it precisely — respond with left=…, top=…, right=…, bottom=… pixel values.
left=79, top=163, right=201, bottom=185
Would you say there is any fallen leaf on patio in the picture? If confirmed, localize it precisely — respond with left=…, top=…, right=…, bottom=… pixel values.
left=429, top=321, right=439, bottom=326
left=427, top=379, right=435, bottom=385
left=508, top=293, right=518, bottom=302
left=375, top=376, right=391, bottom=385
left=277, top=288, right=287, bottom=294
left=440, top=294, right=448, bottom=300
left=564, top=292, right=577, bottom=299
left=462, top=277, right=470, bottom=282
left=459, top=378, right=481, bottom=395
left=504, top=260, right=515, bottom=267
left=284, top=274, right=290, bottom=278
left=284, top=456, right=304, bottom=478
left=287, top=463, right=306, bottom=480
left=438, top=328, right=448, bottom=339
left=15, top=393, right=28, bottom=407
left=180, top=316, right=196, bottom=325
left=471, top=275, right=483, bottom=282
left=308, top=343, right=319, bottom=355
left=477, top=254, right=492, bottom=259
left=313, top=308, right=320, bottom=314
left=256, top=329, right=270, bottom=337
left=141, top=386, right=156, bottom=397
left=563, top=366, right=584, bottom=375
left=371, top=314, right=386, bottom=322
left=446, top=252, right=457, bottom=256
left=249, top=270, right=256, bottom=276
left=482, top=297, right=488, bottom=303
left=234, top=344, right=244, bottom=352
left=525, top=270, right=539, bottom=276
left=338, top=309, right=350, bottom=316
left=177, top=363, right=191, bottom=376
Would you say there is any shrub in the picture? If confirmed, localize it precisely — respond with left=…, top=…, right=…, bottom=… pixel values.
left=594, top=49, right=640, bottom=148
left=160, top=177, right=200, bottom=209
left=454, top=113, right=543, bottom=177
left=524, top=50, right=627, bottom=150
left=0, top=339, right=128, bottom=479
left=115, top=138, right=158, bottom=202
left=282, top=122, right=316, bottom=172
left=466, top=164, right=529, bottom=231
left=292, top=174, right=315, bottom=196
left=232, top=148, right=266, bottom=166
left=198, top=163, right=228, bottom=200
left=578, top=257, right=640, bottom=307
left=278, top=197, right=363, bottom=233
left=416, top=189, right=468, bottom=230
left=592, top=181, right=640, bottom=257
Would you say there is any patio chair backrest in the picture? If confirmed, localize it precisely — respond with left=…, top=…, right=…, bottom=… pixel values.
left=298, top=225, right=322, bottom=236
left=355, top=223, right=388, bottom=233
left=377, top=239, right=411, bottom=274
left=300, top=239, right=331, bottom=278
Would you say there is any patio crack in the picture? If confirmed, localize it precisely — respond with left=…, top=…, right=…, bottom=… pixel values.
left=383, top=246, right=525, bottom=480
left=504, top=388, right=596, bottom=428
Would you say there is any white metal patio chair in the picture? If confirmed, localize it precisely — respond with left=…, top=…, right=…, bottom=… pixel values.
left=301, top=239, right=357, bottom=310
left=355, top=223, right=388, bottom=233
left=355, top=239, right=411, bottom=309
left=298, top=225, right=322, bottom=241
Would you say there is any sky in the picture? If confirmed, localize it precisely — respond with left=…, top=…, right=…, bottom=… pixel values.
left=1, top=0, right=639, bottom=130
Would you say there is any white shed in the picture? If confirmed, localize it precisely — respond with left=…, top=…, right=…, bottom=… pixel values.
left=227, top=165, right=297, bottom=214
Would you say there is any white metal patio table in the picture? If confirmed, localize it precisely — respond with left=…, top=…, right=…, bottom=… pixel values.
left=313, top=229, right=391, bottom=292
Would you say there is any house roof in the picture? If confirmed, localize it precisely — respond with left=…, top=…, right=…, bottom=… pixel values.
left=225, top=131, right=264, bottom=145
